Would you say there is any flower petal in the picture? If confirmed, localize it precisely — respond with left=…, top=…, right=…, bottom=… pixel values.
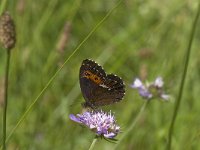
left=154, top=77, right=164, bottom=88
left=104, top=132, right=116, bottom=138
left=160, top=94, right=170, bottom=101
left=69, top=114, right=82, bottom=123
left=138, top=87, right=152, bottom=99
left=130, top=78, right=143, bottom=88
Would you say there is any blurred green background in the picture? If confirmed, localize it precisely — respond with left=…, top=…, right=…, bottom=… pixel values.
left=0, top=0, right=200, bottom=149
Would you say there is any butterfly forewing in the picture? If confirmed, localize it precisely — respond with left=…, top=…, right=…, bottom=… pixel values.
left=79, top=59, right=125, bottom=108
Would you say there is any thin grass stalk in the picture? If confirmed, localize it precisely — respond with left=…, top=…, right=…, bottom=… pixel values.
left=2, top=50, right=11, bottom=150
left=0, top=0, right=124, bottom=147
left=88, top=137, right=98, bottom=150
left=167, top=2, right=200, bottom=150
left=113, top=101, right=149, bottom=150
left=0, top=0, right=7, bottom=15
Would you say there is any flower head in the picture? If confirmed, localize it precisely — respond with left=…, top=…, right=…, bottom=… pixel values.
left=131, top=77, right=170, bottom=101
left=69, top=110, right=120, bottom=139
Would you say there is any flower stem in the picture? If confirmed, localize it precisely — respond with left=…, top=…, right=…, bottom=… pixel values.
left=88, top=137, right=98, bottom=150
left=2, top=50, right=11, bottom=150
left=167, top=2, right=200, bottom=150
left=114, top=101, right=149, bottom=150
left=0, top=0, right=7, bottom=15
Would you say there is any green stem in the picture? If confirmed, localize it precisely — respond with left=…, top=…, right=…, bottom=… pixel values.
left=167, top=2, right=200, bottom=150
left=114, top=101, right=149, bottom=150
left=88, top=137, right=98, bottom=150
left=2, top=50, right=11, bottom=150
left=0, top=0, right=7, bottom=15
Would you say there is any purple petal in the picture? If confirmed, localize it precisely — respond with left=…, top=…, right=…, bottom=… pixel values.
left=104, top=132, right=116, bottom=138
left=69, top=114, right=82, bottom=123
left=130, top=78, right=143, bottom=88
left=96, top=131, right=102, bottom=136
left=138, top=87, right=152, bottom=99
left=89, top=124, right=96, bottom=129
left=154, top=77, right=164, bottom=88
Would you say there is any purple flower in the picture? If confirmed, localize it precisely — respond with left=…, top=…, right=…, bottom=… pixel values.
left=131, top=77, right=170, bottom=101
left=130, top=78, right=152, bottom=99
left=153, top=77, right=164, bottom=88
left=69, top=110, right=120, bottom=139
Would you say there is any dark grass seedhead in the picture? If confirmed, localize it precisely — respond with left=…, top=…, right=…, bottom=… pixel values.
left=0, top=11, right=16, bottom=50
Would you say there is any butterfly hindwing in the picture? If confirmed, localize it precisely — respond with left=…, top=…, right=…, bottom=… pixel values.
left=79, top=59, right=125, bottom=108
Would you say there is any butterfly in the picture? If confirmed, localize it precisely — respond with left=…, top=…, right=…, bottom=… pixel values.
left=79, top=59, right=125, bottom=109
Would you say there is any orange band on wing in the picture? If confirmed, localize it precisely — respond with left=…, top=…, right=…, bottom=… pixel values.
left=83, top=70, right=103, bottom=84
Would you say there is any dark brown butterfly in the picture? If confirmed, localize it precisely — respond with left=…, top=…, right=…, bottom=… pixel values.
left=79, top=59, right=125, bottom=109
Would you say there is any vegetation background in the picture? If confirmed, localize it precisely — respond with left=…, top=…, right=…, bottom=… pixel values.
left=0, top=0, right=200, bottom=149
